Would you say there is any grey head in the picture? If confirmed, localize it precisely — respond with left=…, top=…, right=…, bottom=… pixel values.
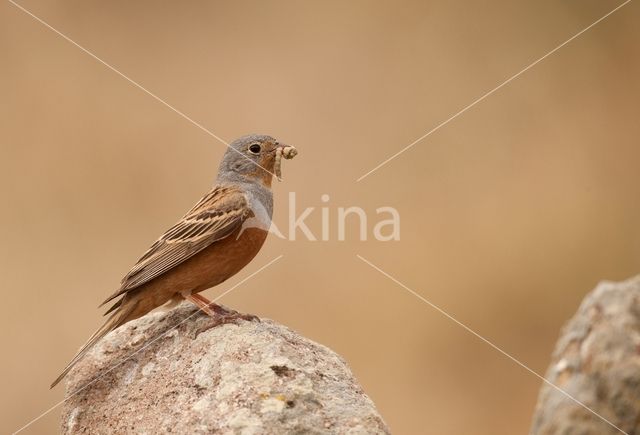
left=216, top=134, right=281, bottom=185
left=216, top=134, right=297, bottom=222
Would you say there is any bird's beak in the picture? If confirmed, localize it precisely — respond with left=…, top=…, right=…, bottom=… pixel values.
left=274, top=144, right=297, bottom=181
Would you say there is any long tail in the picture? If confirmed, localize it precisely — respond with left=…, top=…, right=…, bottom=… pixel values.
left=50, top=300, right=138, bottom=389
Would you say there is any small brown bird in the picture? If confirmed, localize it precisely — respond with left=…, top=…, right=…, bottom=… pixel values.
left=51, top=134, right=297, bottom=388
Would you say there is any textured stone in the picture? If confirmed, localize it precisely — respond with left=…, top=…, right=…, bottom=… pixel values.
left=61, top=302, right=390, bottom=434
left=530, top=276, right=640, bottom=435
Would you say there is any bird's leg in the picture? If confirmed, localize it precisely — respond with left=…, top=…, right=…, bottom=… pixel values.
left=184, top=294, right=218, bottom=317
left=185, top=293, right=259, bottom=337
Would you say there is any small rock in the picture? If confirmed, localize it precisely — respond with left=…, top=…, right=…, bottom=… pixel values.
left=530, top=275, right=640, bottom=435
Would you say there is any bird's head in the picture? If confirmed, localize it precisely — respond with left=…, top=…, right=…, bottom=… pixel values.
left=217, top=134, right=297, bottom=186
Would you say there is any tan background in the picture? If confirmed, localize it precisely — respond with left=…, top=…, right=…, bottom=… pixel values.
left=1, top=1, right=639, bottom=433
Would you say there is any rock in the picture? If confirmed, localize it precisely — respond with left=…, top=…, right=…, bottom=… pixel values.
left=530, top=276, right=640, bottom=435
left=60, top=302, right=390, bottom=434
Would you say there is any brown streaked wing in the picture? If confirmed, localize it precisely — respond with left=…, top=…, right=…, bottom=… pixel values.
left=100, top=186, right=251, bottom=306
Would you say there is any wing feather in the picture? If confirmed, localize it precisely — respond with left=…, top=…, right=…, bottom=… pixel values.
left=100, top=186, right=251, bottom=306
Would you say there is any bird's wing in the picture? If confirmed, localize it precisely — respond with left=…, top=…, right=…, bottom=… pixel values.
left=101, top=185, right=252, bottom=306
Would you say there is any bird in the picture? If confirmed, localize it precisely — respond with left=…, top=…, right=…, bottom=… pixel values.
left=51, top=134, right=297, bottom=388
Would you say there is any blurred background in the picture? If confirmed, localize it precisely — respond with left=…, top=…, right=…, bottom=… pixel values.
left=1, top=1, right=639, bottom=433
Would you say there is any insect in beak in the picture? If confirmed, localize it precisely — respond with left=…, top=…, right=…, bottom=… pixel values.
left=274, top=145, right=298, bottom=181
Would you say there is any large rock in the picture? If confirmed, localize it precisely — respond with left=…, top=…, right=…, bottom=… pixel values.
left=530, top=276, right=640, bottom=435
left=61, top=302, right=390, bottom=434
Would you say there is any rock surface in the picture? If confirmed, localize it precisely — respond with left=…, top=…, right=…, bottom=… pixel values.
left=61, top=302, right=390, bottom=434
left=530, top=276, right=640, bottom=435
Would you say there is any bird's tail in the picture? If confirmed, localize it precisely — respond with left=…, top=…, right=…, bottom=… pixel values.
left=50, top=300, right=138, bottom=389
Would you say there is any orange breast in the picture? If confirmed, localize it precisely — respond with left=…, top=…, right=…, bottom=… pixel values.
left=190, top=226, right=270, bottom=292
left=132, top=227, right=269, bottom=313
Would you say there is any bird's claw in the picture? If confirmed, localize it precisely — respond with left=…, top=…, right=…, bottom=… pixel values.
left=192, top=307, right=260, bottom=338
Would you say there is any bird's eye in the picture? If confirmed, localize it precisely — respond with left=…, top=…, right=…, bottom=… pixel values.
left=248, top=143, right=261, bottom=154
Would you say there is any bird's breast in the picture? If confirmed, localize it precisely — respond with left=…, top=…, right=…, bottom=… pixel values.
left=191, top=226, right=269, bottom=292
left=244, top=191, right=273, bottom=232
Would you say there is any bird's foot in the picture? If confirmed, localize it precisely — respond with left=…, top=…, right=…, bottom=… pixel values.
left=193, top=304, right=259, bottom=338
left=184, top=294, right=259, bottom=338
